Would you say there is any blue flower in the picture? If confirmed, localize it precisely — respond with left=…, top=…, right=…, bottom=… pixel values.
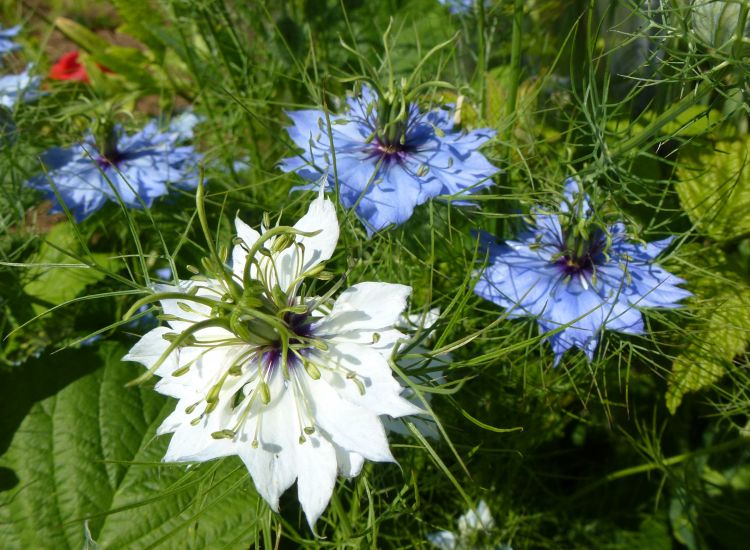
left=0, top=25, right=21, bottom=57
left=0, top=65, right=40, bottom=109
left=27, top=119, right=202, bottom=221
left=438, top=0, right=475, bottom=14
left=280, top=85, right=499, bottom=235
left=474, top=178, right=691, bottom=365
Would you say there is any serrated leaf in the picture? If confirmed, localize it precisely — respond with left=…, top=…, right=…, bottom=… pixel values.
left=675, top=138, right=750, bottom=240
left=666, top=258, right=750, bottom=413
left=22, top=222, right=116, bottom=315
left=0, top=342, right=262, bottom=549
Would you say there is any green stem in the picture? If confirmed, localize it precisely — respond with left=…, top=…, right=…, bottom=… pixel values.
left=609, top=77, right=717, bottom=159
left=496, top=0, right=523, bottom=236
left=476, top=0, right=487, bottom=119
left=567, top=436, right=750, bottom=503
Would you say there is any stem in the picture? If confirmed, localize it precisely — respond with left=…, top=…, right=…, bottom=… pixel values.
left=567, top=436, right=750, bottom=503
left=476, top=0, right=487, bottom=119
left=609, top=77, right=716, bottom=159
left=496, top=0, right=523, bottom=236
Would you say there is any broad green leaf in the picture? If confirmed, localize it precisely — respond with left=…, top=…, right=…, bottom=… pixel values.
left=675, top=138, right=750, bottom=241
left=23, top=222, right=116, bottom=315
left=666, top=249, right=750, bottom=413
left=54, top=17, right=111, bottom=53
left=0, top=342, right=262, bottom=549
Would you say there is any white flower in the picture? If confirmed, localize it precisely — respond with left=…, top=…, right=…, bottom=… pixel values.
left=123, top=192, right=422, bottom=529
left=428, top=500, right=504, bottom=550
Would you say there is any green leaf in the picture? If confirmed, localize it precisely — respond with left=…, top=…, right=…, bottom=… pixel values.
left=675, top=138, right=750, bottom=241
left=54, top=17, right=111, bottom=53
left=666, top=250, right=750, bottom=413
left=23, top=223, right=115, bottom=315
left=0, top=342, right=262, bottom=549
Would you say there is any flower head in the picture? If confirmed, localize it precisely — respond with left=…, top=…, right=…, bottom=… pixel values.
left=428, top=500, right=503, bottom=550
left=0, top=25, right=21, bottom=56
left=123, top=193, right=422, bottom=528
left=0, top=65, right=40, bottom=109
left=48, top=51, right=113, bottom=83
left=27, top=117, right=202, bottom=220
left=474, top=178, right=691, bottom=365
left=438, top=0, right=475, bottom=14
left=280, top=85, right=499, bottom=235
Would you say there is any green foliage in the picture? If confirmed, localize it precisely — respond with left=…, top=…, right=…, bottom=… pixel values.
left=0, top=342, right=262, bottom=549
left=666, top=247, right=750, bottom=413
left=1, top=0, right=750, bottom=547
left=676, top=138, right=750, bottom=241
left=23, top=222, right=116, bottom=316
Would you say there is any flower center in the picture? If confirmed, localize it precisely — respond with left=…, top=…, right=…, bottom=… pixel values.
left=96, top=148, right=125, bottom=168
left=555, top=230, right=606, bottom=277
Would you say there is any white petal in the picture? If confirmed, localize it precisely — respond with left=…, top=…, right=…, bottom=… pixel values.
left=122, top=327, right=175, bottom=371
left=296, top=434, right=338, bottom=530
left=238, top=375, right=299, bottom=511
left=153, top=281, right=217, bottom=331
left=299, top=372, right=395, bottom=462
left=162, top=422, right=236, bottom=463
left=274, top=193, right=339, bottom=293
left=335, top=446, right=365, bottom=478
left=294, top=191, right=339, bottom=271
left=232, top=216, right=261, bottom=281
left=317, top=343, right=423, bottom=417
left=426, top=530, right=457, bottom=550
left=317, top=282, right=412, bottom=334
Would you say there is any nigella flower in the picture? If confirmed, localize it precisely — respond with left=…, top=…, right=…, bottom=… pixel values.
left=280, top=85, right=499, bottom=235
left=474, top=178, right=691, bottom=365
left=428, top=500, right=508, bottom=550
left=0, top=25, right=21, bottom=57
left=438, top=0, right=475, bottom=14
left=0, top=65, right=40, bottom=109
left=123, top=192, right=422, bottom=528
left=27, top=115, right=202, bottom=221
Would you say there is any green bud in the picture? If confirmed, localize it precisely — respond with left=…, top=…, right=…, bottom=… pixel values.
left=351, top=377, right=366, bottom=396
left=171, top=365, right=191, bottom=377
left=304, top=361, right=321, bottom=380
left=206, top=381, right=222, bottom=404
left=211, top=429, right=236, bottom=440
left=259, top=381, right=271, bottom=404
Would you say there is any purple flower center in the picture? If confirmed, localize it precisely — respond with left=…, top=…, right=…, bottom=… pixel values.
left=96, top=147, right=127, bottom=169
left=555, top=231, right=606, bottom=277
left=373, top=139, right=412, bottom=162
left=261, top=311, right=314, bottom=372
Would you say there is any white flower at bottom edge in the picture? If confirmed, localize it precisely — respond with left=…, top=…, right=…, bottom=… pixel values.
left=428, top=500, right=509, bottom=550
left=123, top=192, right=422, bottom=529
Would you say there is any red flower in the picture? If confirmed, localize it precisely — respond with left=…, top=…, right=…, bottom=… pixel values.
left=49, top=51, right=112, bottom=83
